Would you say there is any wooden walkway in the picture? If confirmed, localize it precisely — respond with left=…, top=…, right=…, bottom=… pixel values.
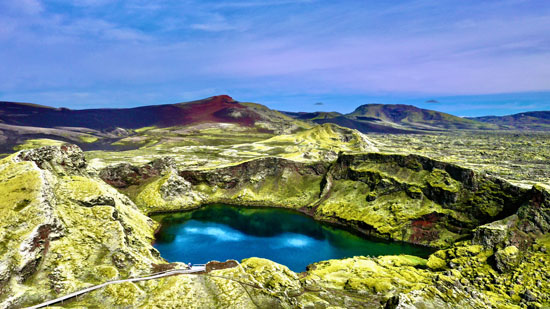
left=26, top=265, right=207, bottom=309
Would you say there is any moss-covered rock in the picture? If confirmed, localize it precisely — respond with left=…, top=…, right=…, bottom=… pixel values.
left=15, top=144, right=87, bottom=176
left=133, top=171, right=205, bottom=213
left=99, top=156, right=176, bottom=188
left=494, top=246, right=520, bottom=273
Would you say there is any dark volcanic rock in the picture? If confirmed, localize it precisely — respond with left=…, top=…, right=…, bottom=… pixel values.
left=77, top=195, right=116, bottom=207
left=100, top=157, right=176, bottom=188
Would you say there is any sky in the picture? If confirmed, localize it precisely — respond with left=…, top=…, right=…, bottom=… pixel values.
left=0, top=0, right=549, bottom=116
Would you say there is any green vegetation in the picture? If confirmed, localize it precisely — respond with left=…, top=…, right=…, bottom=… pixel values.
left=370, top=131, right=550, bottom=186
left=78, top=135, right=99, bottom=143
left=12, top=138, right=66, bottom=151
left=85, top=123, right=376, bottom=170
left=2, top=121, right=550, bottom=308
left=134, top=126, right=156, bottom=133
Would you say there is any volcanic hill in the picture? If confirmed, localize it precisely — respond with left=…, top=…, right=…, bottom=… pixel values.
left=0, top=95, right=281, bottom=130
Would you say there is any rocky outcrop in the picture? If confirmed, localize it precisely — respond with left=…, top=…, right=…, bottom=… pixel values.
left=321, top=153, right=530, bottom=246
left=100, top=157, right=330, bottom=213
left=180, top=157, right=328, bottom=190
left=0, top=145, right=163, bottom=308
left=14, top=144, right=86, bottom=175
left=99, top=156, right=176, bottom=188
left=494, top=246, right=520, bottom=273
left=159, top=172, right=192, bottom=200
left=420, top=240, right=550, bottom=308
left=133, top=170, right=206, bottom=213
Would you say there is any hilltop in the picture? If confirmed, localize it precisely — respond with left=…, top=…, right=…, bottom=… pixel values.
left=284, top=103, right=498, bottom=133
left=348, top=104, right=496, bottom=130
left=281, top=111, right=343, bottom=121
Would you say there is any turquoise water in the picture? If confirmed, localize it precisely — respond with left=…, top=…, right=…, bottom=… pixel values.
left=152, top=204, right=433, bottom=272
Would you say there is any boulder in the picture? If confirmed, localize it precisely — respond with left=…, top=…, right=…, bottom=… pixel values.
left=494, top=246, right=520, bottom=273
left=473, top=222, right=509, bottom=250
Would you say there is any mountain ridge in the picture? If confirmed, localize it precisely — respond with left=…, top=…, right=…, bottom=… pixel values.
left=282, top=103, right=500, bottom=133
left=2, top=96, right=550, bottom=136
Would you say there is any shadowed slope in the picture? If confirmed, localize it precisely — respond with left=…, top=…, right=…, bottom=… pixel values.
left=282, top=111, right=343, bottom=121
left=472, top=111, right=550, bottom=130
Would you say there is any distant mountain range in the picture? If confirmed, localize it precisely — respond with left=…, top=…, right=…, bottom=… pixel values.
left=284, top=104, right=550, bottom=133
left=1, top=95, right=549, bottom=152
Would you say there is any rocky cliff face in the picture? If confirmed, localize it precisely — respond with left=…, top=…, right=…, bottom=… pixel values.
left=0, top=145, right=430, bottom=308
left=473, top=184, right=550, bottom=251
left=106, top=151, right=532, bottom=247
left=99, top=156, right=177, bottom=188
left=320, top=153, right=529, bottom=246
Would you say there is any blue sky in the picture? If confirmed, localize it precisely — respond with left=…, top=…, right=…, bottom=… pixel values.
left=0, top=0, right=549, bottom=116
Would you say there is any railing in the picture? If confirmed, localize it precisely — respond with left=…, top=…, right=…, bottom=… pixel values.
left=26, top=266, right=207, bottom=309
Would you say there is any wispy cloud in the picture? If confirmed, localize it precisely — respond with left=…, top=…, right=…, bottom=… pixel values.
left=0, top=0, right=549, bottom=115
left=190, top=13, right=246, bottom=32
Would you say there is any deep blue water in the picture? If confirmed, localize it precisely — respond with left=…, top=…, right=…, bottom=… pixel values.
left=152, top=204, right=433, bottom=272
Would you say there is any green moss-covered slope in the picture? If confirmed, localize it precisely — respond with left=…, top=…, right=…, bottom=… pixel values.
left=0, top=145, right=163, bottom=308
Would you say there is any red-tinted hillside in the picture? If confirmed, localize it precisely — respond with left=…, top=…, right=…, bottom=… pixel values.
left=0, top=95, right=263, bottom=130
left=175, top=95, right=260, bottom=126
